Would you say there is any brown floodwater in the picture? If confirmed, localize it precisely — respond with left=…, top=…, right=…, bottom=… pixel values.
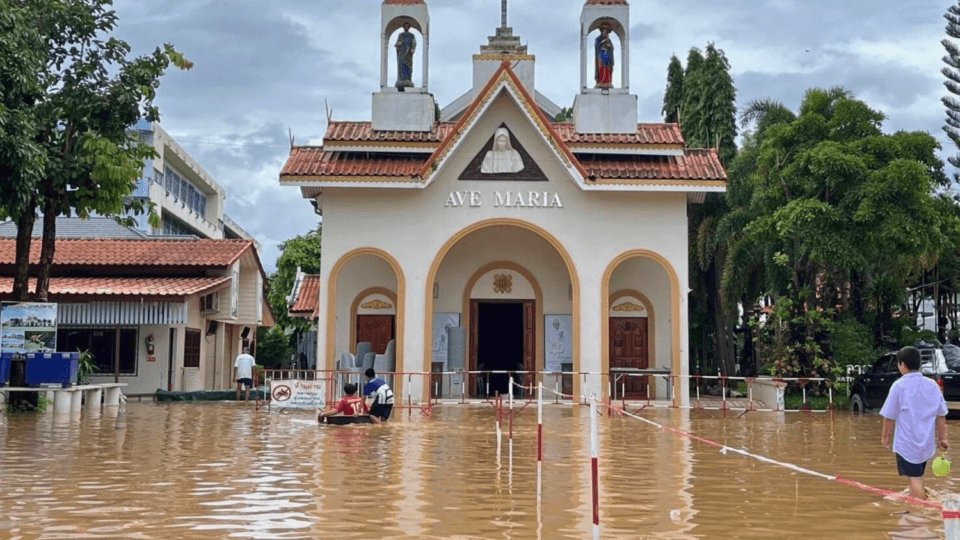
left=0, top=401, right=954, bottom=538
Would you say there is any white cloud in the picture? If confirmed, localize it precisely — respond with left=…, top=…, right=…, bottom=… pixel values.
left=109, top=0, right=957, bottom=272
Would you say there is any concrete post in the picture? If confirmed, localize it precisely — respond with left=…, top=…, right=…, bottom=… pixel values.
left=53, top=390, right=72, bottom=415
left=104, top=386, right=121, bottom=407
left=70, top=390, right=82, bottom=414
left=84, top=388, right=102, bottom=413
left=0, top=391, right=5, bottom=412
left=945, top=495, right=960, bottom=540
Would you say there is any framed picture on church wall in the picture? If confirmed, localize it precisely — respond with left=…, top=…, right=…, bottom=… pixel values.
left=544, top=314, right=572, bottom=373
left=432, top=312, right=460, bottom=368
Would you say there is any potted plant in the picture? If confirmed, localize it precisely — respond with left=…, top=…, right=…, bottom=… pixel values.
left=77, top=349, right=96, bottom=385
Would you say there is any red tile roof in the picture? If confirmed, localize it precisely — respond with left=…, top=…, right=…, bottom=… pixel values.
left=281, top=149, right=423, bottom=179
left=325, top=121, right=454, bottom=144
left=282, top=147, right=726, bottom=182
left=321, top=121, right=683, bottom=146
left=554, top=123, right=684, bottom=145
left=0, top=276, right=230, bottom=299
left=290, top=274, right=320, bottom=316
left=0, top=238, right=253, bottom=267
left=580, top=149, right=727, bottom=181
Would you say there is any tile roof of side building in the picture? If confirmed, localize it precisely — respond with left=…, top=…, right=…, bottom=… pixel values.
left=289, top=274, right=321, bottom=316
left=0, top=217, right=146, bottom=239
left=0, top=238, right=255, bottom=268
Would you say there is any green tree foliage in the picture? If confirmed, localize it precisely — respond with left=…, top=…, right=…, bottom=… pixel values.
left=729, top=88, right=952, bottom=377
left=661, top=55, right=683, bottom=123
left=255, top=326, right=292, bottom=369
left=664, top=44, right=739, bottom=377
left=0, top=0, right=190, bottom=301
left=942, top=1, right=960, bottom=177
left=268, top=227, right=322, bottom=333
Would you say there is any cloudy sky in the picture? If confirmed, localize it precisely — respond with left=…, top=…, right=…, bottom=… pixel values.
left=112, top=0, right=955, bottom=272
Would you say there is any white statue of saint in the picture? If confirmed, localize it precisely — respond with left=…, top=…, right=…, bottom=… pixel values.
left=481, top=127, right=524, bottom=174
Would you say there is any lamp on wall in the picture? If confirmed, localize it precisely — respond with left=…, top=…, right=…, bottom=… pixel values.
left=433, top=282, right=440, bottom=299
left=145, top=334, right=155, bottom=355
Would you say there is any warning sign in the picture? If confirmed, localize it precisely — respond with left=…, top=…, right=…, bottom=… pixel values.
left=270, top=379, right=325, bottom=410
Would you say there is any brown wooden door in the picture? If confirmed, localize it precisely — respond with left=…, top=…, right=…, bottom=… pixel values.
left=357, top=315, right=394, bottom=354
left=609, top=318, right=649, bottom=398
left=522, top=300, right=535, bottom=373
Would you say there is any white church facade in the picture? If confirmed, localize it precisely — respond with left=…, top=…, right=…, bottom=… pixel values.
left=279, top=0, right=726, bottom=405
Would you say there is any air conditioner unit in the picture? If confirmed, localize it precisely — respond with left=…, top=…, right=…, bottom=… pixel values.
left=200, top=292, right=220, bottom=314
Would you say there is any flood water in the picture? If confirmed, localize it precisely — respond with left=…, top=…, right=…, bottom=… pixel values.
left=0, top=401, right=954, bottom=538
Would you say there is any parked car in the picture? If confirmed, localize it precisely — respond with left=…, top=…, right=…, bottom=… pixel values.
left=849, top=344, right=960, bottom=414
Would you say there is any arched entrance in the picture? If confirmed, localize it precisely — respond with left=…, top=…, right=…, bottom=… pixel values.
left=602, top=251, right=682, bottom=404
left=424, top=219, right=579, bottom=401
left=325, top=249, right=405, bottom=376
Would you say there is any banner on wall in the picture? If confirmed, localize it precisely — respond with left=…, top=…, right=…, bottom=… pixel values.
left=1, top=302, right=58, bottom=354
left=544, top=314, right=572, bottom=373
left=270, top=379, right=326, bottom=410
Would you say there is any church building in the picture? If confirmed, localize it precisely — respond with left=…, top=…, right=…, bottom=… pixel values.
left=279, top=0, right=727, bottom=405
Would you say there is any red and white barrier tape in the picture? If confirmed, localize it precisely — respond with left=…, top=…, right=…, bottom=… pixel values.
left=614, top=405, right=945, bottom=511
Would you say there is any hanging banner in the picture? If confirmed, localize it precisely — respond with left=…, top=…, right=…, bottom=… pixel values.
left=270, top=379, right=326, bottom=410
left=1, top=302, right=58, bottom=354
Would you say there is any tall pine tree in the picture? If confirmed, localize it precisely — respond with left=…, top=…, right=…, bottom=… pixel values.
left=943, top=1, right=960, bottom=177
left=662, top=55, right=684, bottom=123
left=664, top=44, right=740, bottom=378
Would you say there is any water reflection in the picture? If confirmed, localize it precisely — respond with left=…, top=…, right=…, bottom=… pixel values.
left=0, top=403, right=953, bottom=538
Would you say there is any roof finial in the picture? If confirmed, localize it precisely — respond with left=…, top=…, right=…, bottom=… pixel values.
left=501, top=0, right=508, bottom=28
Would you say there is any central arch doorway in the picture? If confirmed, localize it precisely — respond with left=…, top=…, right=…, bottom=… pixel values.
left=470, top=299, right=534, bottom=396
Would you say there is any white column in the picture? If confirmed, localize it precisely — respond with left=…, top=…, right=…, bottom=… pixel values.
left=677, top=288, right=690, bottom=408
left=621, top=25, right=630, bottom=91
left=401, top=270, right=428, bottom=403
left=85, top=388, right=102, bottom=413
left=70, top=390, right=82, bottom=414
left=580, top=25, right=588, bottom=91
left=104, top=386, right=121, bottom=407
left=946, top=495, right=960, bottom=540
left=380, top=32, right=389, bottom=88
left=422, top=31, right=429, bottom=91
left=579, top=270, right=603, bottom=400
left=53, top=390, right=72, bottom=415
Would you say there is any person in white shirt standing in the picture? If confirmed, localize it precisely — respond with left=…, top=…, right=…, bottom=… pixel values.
left=880, top=346, right=950, bottom=499
left=233, top=347, right=257, bottom=402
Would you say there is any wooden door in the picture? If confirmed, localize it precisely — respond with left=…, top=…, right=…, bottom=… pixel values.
left=356, top=315, right=394, bottom=354
left=609, top=318, right=649, bottom=398
left=522, top=300, right=535, bottom=374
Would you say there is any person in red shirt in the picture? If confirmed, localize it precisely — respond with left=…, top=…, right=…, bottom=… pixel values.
left=318, top=383, right=368, bottom=422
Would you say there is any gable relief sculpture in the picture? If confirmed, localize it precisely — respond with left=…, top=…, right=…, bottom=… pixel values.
left=458, top=125, right=547, bottom=182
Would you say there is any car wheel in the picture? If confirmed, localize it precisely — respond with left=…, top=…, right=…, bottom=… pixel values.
left=850, top=393, right=866, bottom=415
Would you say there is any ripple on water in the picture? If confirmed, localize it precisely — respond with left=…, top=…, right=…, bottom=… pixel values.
left=0, top=402, right=954, bottom=537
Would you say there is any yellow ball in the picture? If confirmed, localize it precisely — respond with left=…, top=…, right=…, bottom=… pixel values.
left=932, top=455, right=951, bottom=477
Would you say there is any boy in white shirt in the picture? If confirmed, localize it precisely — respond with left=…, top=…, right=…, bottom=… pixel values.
left=880, top=346, right=950, bottom=499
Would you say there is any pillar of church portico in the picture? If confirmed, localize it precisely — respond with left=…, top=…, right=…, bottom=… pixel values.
left=398, top=266, right=428, bottom=404
left=577, top=267, right=605, bottom=401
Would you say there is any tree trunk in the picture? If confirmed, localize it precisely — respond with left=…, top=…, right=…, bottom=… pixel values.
left=34, top=195, right=60, bottom=302
left=12, top=208, right=38, bottom=301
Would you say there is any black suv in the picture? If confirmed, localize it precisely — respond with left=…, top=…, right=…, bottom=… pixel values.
left=849, top=345, right=960, bottom=414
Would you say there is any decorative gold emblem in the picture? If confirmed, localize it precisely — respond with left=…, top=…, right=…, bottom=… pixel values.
left=612, top=301, right=645, bottom=312
left=360, top=299, right=393, bottom=310
left=493, top=273, right=513, bottom=294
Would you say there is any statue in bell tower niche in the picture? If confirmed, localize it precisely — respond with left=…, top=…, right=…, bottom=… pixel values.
left=594, top=24, right=614, bottom=88
left=395, top=22, right=416, bottom=89
left=481, top=128, right=524, bottom=174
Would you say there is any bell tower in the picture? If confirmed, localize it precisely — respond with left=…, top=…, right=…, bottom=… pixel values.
left=573, top=0, right=638, bottom=134
left=372, top=0, right=436, bottom=132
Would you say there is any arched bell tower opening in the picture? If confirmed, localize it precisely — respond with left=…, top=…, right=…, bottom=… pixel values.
left=574, top=0, right=638, bottom=134
left=372, top=0, right=436, bottom=132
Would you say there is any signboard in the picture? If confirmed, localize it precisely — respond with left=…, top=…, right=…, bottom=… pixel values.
left=270, top=379, right=326, bottom=410
left=544, top=314, right=572, bottom=372
left=1, top=302, right=58, bottom=354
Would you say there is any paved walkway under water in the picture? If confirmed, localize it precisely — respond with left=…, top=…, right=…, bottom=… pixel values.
left=0, top=402, right=953, bottom=538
